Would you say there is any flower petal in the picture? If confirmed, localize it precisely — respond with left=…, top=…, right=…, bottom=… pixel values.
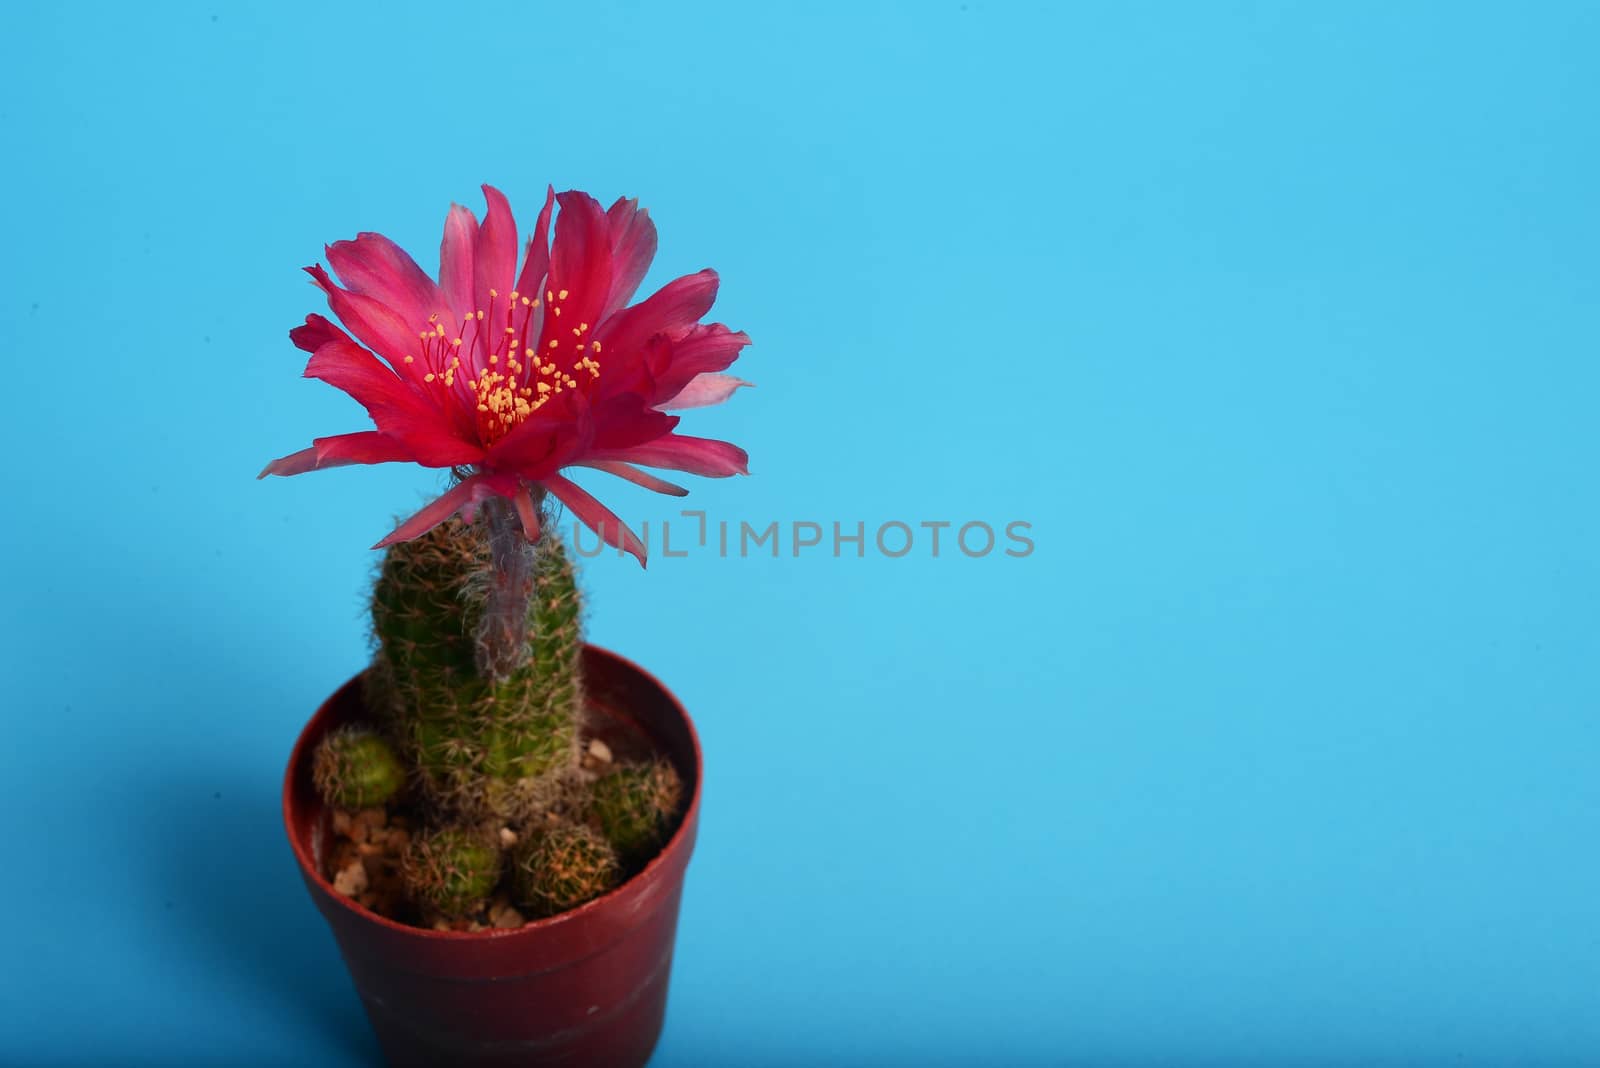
left=513, top=185, right=556, bottom=302
left=374, top=473, right=520, bottom=549
left=326, top=233, right=447, bottom=330
left=588, top=394, right=679, bottom=451
left=258, top=430, right=414, bottom=478
left=289, top=313, right=351, bottom=354
left=305, top=340, right=483, bottom=467
left=603, top=197, right=658, bottom=319
left=594, top=269, right=719, bottom=362
left=543, top=473, right=647, bottom=567
left=514, top=485, right=543, bottom=542
left=658, top=373, right=752, bottom=411
left=539, top=191, right=612, bottom=355
left=439, top=202, right=478, bottom=322
left=305, top=265, right=420, bottom=370
left=578, top=460, right=689, bottom=497
left=653, top=323, right=752, bottom=399
left=474, top=184, right=518, bottom=336
left=483, top=391, right=588, bottom=475
left=589, top=433, right=749, bottom=477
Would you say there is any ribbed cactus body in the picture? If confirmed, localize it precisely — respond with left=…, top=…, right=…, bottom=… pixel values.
left=400, top=828, right=504, bottom=918
left=510, top=823, right=622, bottom=917
left=589, top=759, right=684, bottom=867
left=311, top=727, right=406, bottom=809
left=366, top=515, right=583, bottom=823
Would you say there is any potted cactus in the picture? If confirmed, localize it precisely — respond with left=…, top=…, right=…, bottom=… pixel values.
left=262, top=184, right=751, bottom=1067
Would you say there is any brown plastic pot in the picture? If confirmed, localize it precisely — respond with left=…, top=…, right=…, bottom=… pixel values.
left=282, top=644, right=702, bottom=1068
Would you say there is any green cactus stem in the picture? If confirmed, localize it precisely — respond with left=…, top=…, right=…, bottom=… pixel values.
left=366, top=508, right=583, bottom=823
left=311, top=727, right=405, bottom=810
left=589, top=759, right=684, bottom=866
left=511, top=823, right=621, bottom=917
left=400, top=828, right=502, bottom=918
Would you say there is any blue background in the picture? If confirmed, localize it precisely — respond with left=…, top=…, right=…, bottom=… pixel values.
left=3, top=1, right=1597, bottom=1064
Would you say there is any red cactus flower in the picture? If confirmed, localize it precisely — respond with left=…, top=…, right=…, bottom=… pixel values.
left=261, top=185, right=751, bottom=565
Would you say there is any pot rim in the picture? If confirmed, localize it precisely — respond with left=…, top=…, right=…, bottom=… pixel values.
left=282, top=642, right=703, bottom=943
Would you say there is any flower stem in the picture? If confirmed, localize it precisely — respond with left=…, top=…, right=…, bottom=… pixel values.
left=475, top=489, right=544, bottom=680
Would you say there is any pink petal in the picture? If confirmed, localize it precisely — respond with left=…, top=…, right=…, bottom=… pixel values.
left=514, top=485, right=543, bottom=542
left=513, top=186, right=556, bottom=301
left=587, top=395, right=679, bottom=451
left=304, top=340, right=483, bottom=467
left=474, top=184, right=518, bottom=336
left=374, top=473, right=520, bottom=549
left=590, top=433, right=749, bottom=477
left=594, top=269, right=719, bottom=362
left=578, top=461, right=689, bottom=497
left=258, top=430, right=413, bottom=478
left=538, top=192, right=612, bottom=356
left=602, top=197, right=658, bottom=319
left=658, top=373, right=752, bottom=411
left=439, top=202, right=478, bottom=322
left=326, top=233, right=447, bottom=329
left=653, top=323, right=752, bottom=398
left=305, top=265, right=420, bottom=370
left=543, top=473, right=647, bottom=567
left=289, top=313, right=351, bottom=354
left=483, top=392, right=587, bottom=474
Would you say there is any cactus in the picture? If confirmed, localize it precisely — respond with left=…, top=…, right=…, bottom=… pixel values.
left=311, top=727, right=405, bottom=809
left=303, top=494, right=685, bottom=925
left=400, top=828, right=503, bottom=918
left=588, top=759, right=684, bottom=867
left=511, top=823, right=622, bottom=917
left=365, top=498, right=582, bottom=824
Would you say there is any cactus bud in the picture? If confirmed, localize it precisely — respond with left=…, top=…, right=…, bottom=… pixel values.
left=400, top=828, right=502, bottom=918
left=589, top=759, right=683, bottom=867
left=511, top=823, right=621, bottom=917
left=311, top=727, right=406, bottom=810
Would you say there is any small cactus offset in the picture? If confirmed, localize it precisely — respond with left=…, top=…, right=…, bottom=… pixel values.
left=400, top=828, right=504, bottom=919
left=511, top=824, right=623, bottom=917
left=588, top=759, right=684, bottom=868
left=311, top=727, right=406, bottom=810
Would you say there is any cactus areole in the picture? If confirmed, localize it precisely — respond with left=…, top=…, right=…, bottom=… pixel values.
left=268, top=186, right=745, bottom=1068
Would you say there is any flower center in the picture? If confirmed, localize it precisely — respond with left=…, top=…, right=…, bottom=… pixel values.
left=404, top=287, right=602, bottom=441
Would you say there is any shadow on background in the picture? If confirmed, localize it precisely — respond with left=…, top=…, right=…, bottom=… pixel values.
left=136, top=758, right=382, bottom=1067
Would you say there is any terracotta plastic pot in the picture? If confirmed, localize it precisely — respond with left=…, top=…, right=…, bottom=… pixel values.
left=283, top=645, right=702, bottom=1068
